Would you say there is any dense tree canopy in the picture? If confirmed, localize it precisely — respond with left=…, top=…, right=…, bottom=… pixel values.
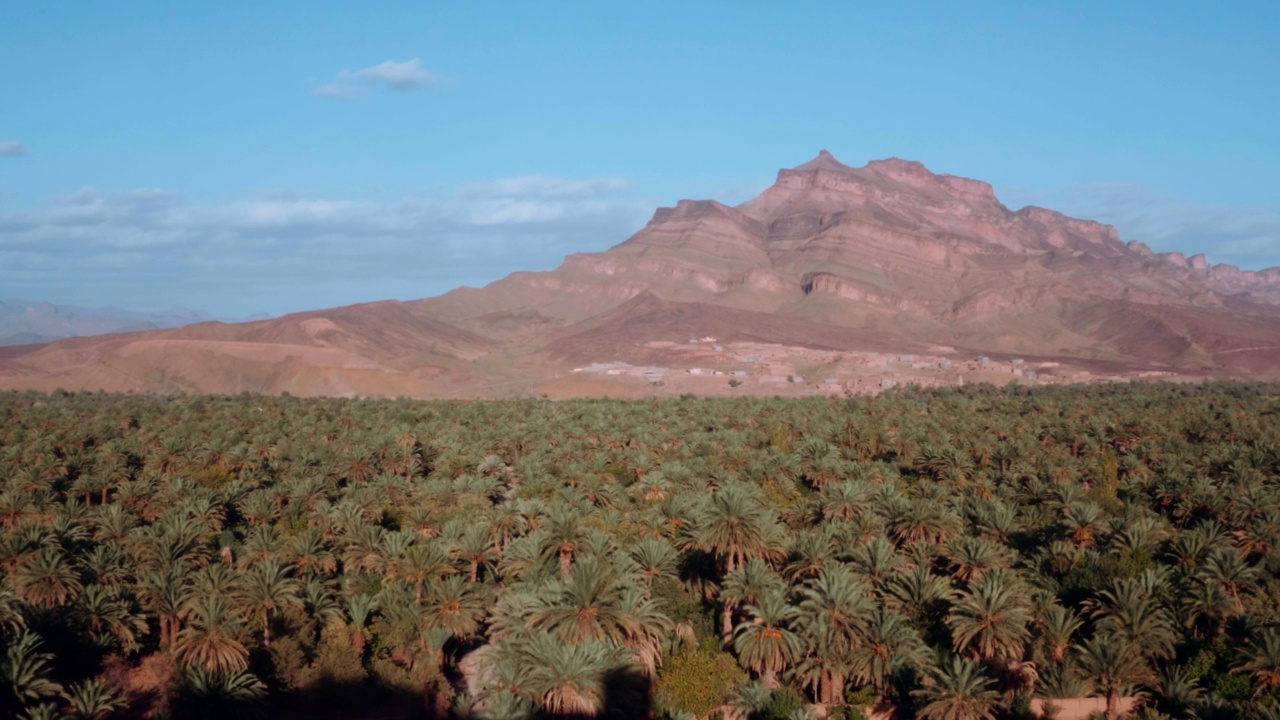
left=0, top=382, right=1279, bottom=719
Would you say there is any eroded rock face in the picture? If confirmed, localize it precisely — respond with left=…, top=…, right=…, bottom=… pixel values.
left=469, top=151, right=1280, bottom=372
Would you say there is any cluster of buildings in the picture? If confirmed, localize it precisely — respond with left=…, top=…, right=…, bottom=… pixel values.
left=571, top=338, right=1059, bottom=395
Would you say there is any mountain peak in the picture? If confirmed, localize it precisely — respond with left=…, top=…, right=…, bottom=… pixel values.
left=746, top=153, right=1001, bottom=219
left=794, top=149, right=851, bottom=172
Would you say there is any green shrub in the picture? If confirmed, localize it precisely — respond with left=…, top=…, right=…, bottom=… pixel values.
left=764, top=687, right=804, bottom=720
left=830, top=705, right=867, bottom=720
left=844, top=686, right=876, bottom=707
left=657, top=646, right=749, bottom=718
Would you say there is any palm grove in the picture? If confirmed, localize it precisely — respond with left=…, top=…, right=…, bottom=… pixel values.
left=1, top=383, right=1280, bottom=720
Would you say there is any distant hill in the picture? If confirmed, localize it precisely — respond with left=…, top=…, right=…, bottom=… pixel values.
left=0, top=300, right=221, bottom=346
left=2, top=152, right=1278, bottom=397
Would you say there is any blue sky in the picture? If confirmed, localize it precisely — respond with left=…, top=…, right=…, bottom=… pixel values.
left=1, top=1, right=1277, bottom=317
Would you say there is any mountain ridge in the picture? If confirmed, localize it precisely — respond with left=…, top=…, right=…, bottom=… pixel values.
left=3, top=152, right=1278, bottom=397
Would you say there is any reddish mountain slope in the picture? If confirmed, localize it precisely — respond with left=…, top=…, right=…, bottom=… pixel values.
left=3, top=152, right=1278, bottom=397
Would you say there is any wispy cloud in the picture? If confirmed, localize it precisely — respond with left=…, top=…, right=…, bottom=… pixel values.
left=313, top=59, right=439, bottom=98
left=0, top=177, right=651, bottom=316
left=1003, top=183, right=1280, bottom=271
left=0, top=141, right=27, bottom=158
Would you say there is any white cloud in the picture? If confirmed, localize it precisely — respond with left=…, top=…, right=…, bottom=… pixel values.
left=313, top=59, right=439, bottom=98
left=1002, top=183, right=1280, bottom=272
left=0, top=176, right=653, bottom=316
left=458, top=176, right=633, bottom=200
left=0, top=141, right=27, bottom=158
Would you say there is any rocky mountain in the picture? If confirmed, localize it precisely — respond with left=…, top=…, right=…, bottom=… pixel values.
left=0, top=300, right=220, bottom=346
left=3, top=152, right=1278, bottom=397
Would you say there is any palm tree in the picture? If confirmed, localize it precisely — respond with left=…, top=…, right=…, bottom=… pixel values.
left=541, top=504, right=587, bottom=576
left=174, top=667, right=266, bottom=719
left=2, top=632, right=63, bottom=709
left=690, top=483, right=782, bottom=574
left=344, top=592, right=378, bottom=657
left=73, top=585, right=147, bottom=653
left=719, top=558, right=785, bottom=644
left=392, top=542, right=454, bottom=605
left=1087, top=579, right=1176, bottom=662
left=1181, top=578, right=1238, bottom=641
left=173, top=595, right=250, bottom=675
left=236, top=557, right=301, bottom=648
left=286, top=528, right=336, bottom=578
left=786, top=528, right=837, bottom=581
left=61, top=678, right=125, bottom=720
left=1073, top=635, right=1154, bottom=720
left=945, top=536, right=1011, bottom=587
left=452, top=525, right=498, bottom=583
left=733, top=588, right=803, bottom=689
left=852, top=607, right=932, bottom=701
left=13, top=547, right=82, bottom=609
left=946, top=571, right=1032, bottom=663
left=628, top=537, right=679, bottom=586
left=508, top=633, right=630, bottom=717
left=530, top=557, right=642, bottom=646
left=819, top=481, right=872, bottom=523
left=886, top=562, right=956, bottom=629
left=795, top=565, right=873, bottom=704
left=1154, top=666, right=1203, bottom=719
left=137, top=565, right=189, bottom=649
left=1234, top=628, right=1280, bottom=691
left=617, top=584, right=673, bottom=678
left=421, top=575, right=486, bottom=640
left=0, top=586, right=28, bottom=633
left=1196, top=548, right=1259, bottom=599
left=913, top=656, right=1000, bottom=720
left=1034, top=604, right=1082, bottom=667
left=889, top=499, right=961, bottom=546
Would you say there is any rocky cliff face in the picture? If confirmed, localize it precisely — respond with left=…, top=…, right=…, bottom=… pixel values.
left=436, top=150, right=1280, bottom=370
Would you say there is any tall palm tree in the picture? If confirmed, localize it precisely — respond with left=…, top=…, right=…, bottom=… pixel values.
left=913, top=656, right=1001, bottom=720
left=421, top=575, right=486, bottom=641
left=886, top=562, right=956, bottom=630
left=733, top=588, right=803, bottom=689
left=531, top=557, right=648, bottom=647
left=392, top=542, right=454, bottom=606
left=343, top=592, right=378, bottom=657
left=286, top=527, right=337, bottom=578
left=628, top=537, right=679, bottom=586
left=617, top=584, right=673, bottom=678
left=1034, top=604, right=1082, bottom=667
left=13, top=547, right=82, bottom=609
left=73, top=585, right=147, bottom=653
left=541, top=504, right=587, bottom=576
left=795, top=566, right=873, bottom=704
left=0, top=568, right=28, bottom=621
left=1087, top=579, right=1176, bottom=662
left=236, top=557, right=301, bottom=648
left=719, top=558, right=785, bottom=645
left=137, top=564, right=189, bottom=649
left=60, top=678, right=125, bottom=720
left=452, top=525, right=498, bottom=583
left=690, top=483, right=782, bottom=575
left=848, top=536, right=902, bottom=593
left=945, top=536, right=1011, bottom=587
left=851, top=607, right=932, bottom=701
left=1234, top=629, right=1280, bottom=691
left=508, top=632, right=631, bottom=717
left=946, top=570, right=1032, bottom=663
left=2, top=632, right=63, bottom=709
left=1073, top=635, right=1154, bottom=720
left=173, top=595, right=250, bottom=675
